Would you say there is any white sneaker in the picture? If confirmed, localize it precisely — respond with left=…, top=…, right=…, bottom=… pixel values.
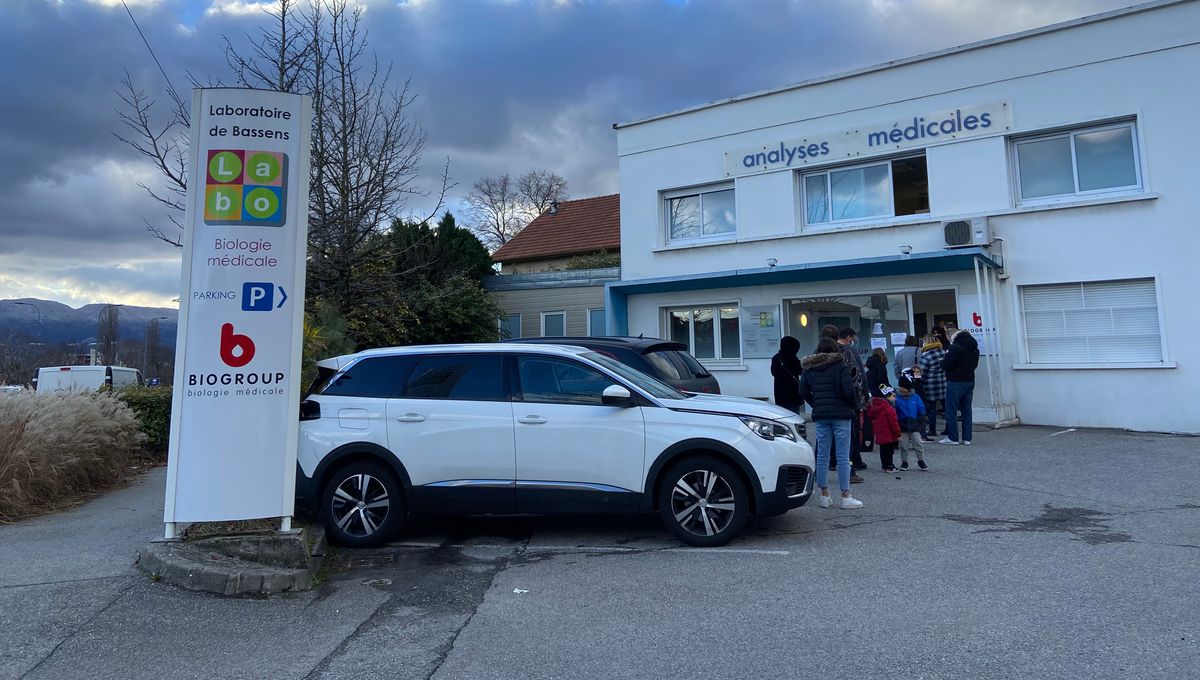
left=818, top=494, right=834, bottom=508
left=839, top=496, right=864, bottom=509
left=962, top=440, right=972, bottom=446
left=937, top=437, right=959, bottom=445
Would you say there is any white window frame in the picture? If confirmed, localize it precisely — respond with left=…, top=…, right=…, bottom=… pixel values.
left=662, top=303, right=742, bottom=364
left=498, top=313, right=521, bottom=340
left=1014, top=276, right=1170, bottom=368
left=586, top=307, right=606, bottom=336
left=662, top=182, right=737, bottom=245
left=540, top=310, right=566, bottom=337
left=799, top=153, right=928, bottom=230
left=1011, top=120, right=1142, bottom=205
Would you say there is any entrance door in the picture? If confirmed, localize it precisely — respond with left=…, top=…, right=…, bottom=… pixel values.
left=785, top=294, right=911, bottom=365
left=912, top=290, right=958, bottom=341
left=511, top=354, right=645, bottom=513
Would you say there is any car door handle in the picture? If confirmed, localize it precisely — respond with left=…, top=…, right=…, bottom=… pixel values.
left=395, top=413, right=426, bottom=423
left=518, top=415, right=548, bottom=425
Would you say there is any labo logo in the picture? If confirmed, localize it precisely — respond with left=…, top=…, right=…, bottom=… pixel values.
left=220, top=323, right=256, bottom=367
left=204, top=149, right=288, bottom=227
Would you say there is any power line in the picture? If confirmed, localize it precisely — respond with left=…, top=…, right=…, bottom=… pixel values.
left=120, top=0, right=174, bottom=89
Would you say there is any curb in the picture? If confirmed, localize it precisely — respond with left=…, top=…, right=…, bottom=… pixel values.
left=136, top=528, right=326, bottom=596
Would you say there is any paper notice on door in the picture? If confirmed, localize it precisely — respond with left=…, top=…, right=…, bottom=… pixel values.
left=890, top=332, right=906, bottom=346
left=871, top=337, right=887, bottom=350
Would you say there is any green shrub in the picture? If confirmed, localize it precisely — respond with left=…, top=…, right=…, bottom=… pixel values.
left=117, top=386, right=173, bottom=458
left=0, top=391, right=145, bottom=521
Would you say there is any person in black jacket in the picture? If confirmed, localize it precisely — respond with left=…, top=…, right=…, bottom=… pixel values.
left=939, top=330, right=980, bottom=446
left=798, top=338, right=864, bottom=509
left=865, top=347, right=891, bottom=398
left=771, top=336, right=803, bottom=414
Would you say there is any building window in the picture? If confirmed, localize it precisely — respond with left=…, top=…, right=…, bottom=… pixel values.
left=802, top=155, right=928, bottom=227
left=1013, top=122, right=1140, bottom=201
left=498, top=313, right=521, bottom=340
left=541, top=311, right=565, bottom=337
left=1020, top=278, right=1162, bottom=364
left=666, top=305, right=740, bottom=361
left=664, top=183, right=736, bottom=243
left=587, top=308, right=606, bottom=336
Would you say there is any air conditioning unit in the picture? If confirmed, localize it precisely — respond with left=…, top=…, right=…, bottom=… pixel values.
left=943, top=217, right=991, bottom=249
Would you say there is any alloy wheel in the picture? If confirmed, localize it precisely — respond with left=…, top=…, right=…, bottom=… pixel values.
left=330, top=473, right=391, bottom=538
left=670, top=469, right=736, bottom=537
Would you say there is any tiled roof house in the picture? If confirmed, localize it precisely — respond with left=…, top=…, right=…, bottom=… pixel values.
left=485, top=194, right=621, bottom=339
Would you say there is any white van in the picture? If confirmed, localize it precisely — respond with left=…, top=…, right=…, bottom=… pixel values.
left=34, top=366, right=141, bottom=392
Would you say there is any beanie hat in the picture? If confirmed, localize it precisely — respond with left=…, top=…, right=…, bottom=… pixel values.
left=879, top=385, right=895, bottom=397
left=898, top=372, right=916, bottom=391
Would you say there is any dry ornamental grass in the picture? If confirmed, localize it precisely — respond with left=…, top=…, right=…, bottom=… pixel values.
left=0, top=391, right=146, bottom=522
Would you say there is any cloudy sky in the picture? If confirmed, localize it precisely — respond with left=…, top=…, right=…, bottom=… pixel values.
left=0, top=0, right=1131, bottom=309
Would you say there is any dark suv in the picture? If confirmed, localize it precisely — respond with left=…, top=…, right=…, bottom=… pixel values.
left=504, top=336, right=720, bottom=394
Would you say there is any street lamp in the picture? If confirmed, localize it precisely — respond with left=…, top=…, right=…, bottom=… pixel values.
left=143, top=316, right=169, bottom=381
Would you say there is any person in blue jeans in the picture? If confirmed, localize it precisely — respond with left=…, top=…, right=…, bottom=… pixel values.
left=940, top=330, right=980, bottom=445
left=798, top=338, right=863, bottom=509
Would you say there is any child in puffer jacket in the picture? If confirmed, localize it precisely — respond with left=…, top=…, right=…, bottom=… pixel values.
left=867, top=386, right=902, bottom=473
left=894, top=373, right=928, bottom=471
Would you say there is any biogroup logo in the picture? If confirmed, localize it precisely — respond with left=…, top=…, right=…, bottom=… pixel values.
left=204, top=149, right=288, bottom=227
left=219, top=323, right=256, bottom=367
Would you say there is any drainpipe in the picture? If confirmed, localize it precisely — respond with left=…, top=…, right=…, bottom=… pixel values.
left=973, top=257, right=998, bottom=414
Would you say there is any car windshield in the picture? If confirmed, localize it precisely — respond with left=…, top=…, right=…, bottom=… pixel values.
left=581, top=352, right=688, bottom=400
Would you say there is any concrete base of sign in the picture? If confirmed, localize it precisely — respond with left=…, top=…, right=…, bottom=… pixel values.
left=136, top=527, right=326, bottom=596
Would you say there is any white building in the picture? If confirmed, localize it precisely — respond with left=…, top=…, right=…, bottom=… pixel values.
left=608, top=0, right=1199, bottom=434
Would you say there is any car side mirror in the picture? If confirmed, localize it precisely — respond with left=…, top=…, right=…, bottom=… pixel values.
left=601, top=384, right=634, bottom=408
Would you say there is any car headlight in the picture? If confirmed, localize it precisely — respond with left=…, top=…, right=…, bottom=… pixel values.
left=739, top=417, right=796, bottom=442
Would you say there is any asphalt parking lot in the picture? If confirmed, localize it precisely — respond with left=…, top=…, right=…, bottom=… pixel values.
left=2, top=425, right=1198, bottom=680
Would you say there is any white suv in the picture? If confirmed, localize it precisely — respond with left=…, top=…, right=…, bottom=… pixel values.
left=296, top=344, right=814, bottom=547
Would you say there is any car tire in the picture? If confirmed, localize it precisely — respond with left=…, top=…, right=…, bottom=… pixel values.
left=321, top=461, right=404, bottom=548
left=658, top=456, right=749, bottom=547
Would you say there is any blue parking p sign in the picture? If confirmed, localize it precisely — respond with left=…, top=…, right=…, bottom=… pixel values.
left=242, top=282, right=274, bottom=312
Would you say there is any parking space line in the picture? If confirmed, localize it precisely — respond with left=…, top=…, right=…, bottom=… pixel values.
left=385, top=541, right=788, bottom=556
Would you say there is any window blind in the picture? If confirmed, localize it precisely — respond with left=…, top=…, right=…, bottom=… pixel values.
left=1022, top=279, right=1161, bottom=363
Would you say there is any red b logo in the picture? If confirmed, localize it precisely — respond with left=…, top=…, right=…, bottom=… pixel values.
left=972, top=312, right=983, bottom=327
left=220, top=323, right=256, bottom=367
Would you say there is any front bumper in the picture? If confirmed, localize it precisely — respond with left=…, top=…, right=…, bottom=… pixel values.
left=760, top=465, right=814, bottom=516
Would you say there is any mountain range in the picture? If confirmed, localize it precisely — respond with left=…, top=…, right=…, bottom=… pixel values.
left=0, top=298, right=178, bottom=345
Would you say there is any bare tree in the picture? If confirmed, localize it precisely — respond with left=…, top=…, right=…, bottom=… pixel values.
left=464, top=174, right=522, bottom=250
left=97, top=306, right=121, bottom=365
left=516, top=169, right=568, bottom=221
left=466, top=169, right=567, bottom=249
left=113, top=71, right=193, bottom=247
left=115, top=0, right=450, bottom=310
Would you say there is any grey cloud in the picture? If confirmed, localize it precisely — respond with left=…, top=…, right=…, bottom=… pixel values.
left=0, top=0, right=1132, bottom=305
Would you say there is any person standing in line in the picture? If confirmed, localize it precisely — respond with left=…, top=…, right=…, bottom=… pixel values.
left=894, top=371, right=928, bottom=470
left=865, top=347, right=891, bottom=398
left=940, top=330, right=980, bottom=446
left=867, top=385, right=901, bottom=473
left=797, top=338, right=863, bottom=509
left=818, top=325, right=845, bottom=474
left=894, top=335, right=920, bottom=382
left=771, top=336, right=804, bottom=414
left=837, top=327, right=869, bottom=481
left=918, top=331, right=948, bottom=442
